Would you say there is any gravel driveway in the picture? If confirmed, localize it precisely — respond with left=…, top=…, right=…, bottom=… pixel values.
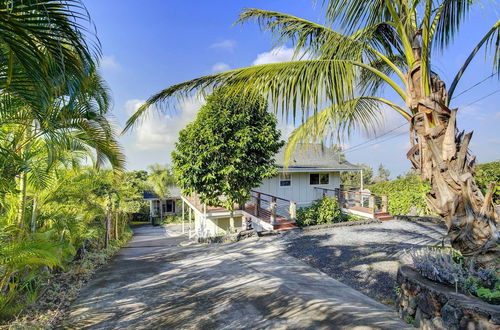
left=281, top=220, right=448, bottom=306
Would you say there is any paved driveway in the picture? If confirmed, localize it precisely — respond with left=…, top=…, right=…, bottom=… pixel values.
left=62, top=225, right=409, bottom=329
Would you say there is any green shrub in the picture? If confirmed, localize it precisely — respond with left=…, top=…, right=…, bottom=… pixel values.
left=368, top=173, right=431, bottom=216
left=296, top=196, right=349, bottom=227
left=474, top=161, right=500, bottom=205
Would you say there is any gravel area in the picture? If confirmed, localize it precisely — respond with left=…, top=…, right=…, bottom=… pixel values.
left=280, top=220, right=448, bottom=307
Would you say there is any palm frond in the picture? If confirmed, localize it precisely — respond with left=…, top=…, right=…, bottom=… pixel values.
left=284, top=97, right=384, bottom=163
left=124, top=59, right=359, bottom=131
left=448, top=19, right=500, bottom=101
left=430, top=0, right=473, bottom=51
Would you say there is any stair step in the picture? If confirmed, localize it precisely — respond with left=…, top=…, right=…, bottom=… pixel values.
left=273, top=223, right=298, bottom=230
left=375, top=212, right=390, bottom=217
left=377, top=215, right=394, bottom=221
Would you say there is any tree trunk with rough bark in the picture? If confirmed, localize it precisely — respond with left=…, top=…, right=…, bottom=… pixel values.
left=406, top=56, right=499, bottom=270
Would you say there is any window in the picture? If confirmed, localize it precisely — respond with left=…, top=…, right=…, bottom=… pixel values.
left=280, top=174, right=291, bottom=186
left=310, top=173, right=329, bottom=185
left=166, top=200, right=175, bottom=213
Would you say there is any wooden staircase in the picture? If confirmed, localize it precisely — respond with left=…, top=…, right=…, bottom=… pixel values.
left=245, top=204, right=298, bottom=231
left=374, top=212, right=394, bottom=221
left=246, top=192, right=299, bottom=231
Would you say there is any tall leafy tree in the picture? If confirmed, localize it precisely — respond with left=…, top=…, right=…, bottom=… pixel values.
left=172, top=89, right=284, bottom=225
left=126, top=1, right=500, bottom=269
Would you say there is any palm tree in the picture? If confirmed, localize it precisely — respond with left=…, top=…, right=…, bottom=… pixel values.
left=0, top=0, right=99, bottom=109
left=147, top=164, right=175, bottom=222
left=125, top=1, right=500, bottom=269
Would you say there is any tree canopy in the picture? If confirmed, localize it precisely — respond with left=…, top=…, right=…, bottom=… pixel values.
left=172, top=89, right=284, bottom=209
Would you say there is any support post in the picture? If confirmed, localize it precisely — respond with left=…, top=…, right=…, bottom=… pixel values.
left=270, top=197, right=277, bottom=224
left=381, top=195, right=388, bottom=213
left=355, top=191, right=361, bottom=207
left=182, top=200, right=185, bottom=234
left=289, top=202, right=297, bottom=222
left=368, top=196, right=375, bottom=213
left=255, top=192, right=261, bottom=217
left=188, top=206, right=192, bottom=237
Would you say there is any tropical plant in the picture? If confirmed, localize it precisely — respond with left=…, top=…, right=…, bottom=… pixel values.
left=374, top=164, right=391, bottom=183
left=341, top=163, right=374, bottom=188
left=296, top=196, right=348, bottom=227
left=171, top=88, right=284, bottom=227
left=125, top=1, right=500, bottom=269
left=146, top=164, right=175, bottom=222
left=474, top=161, right=500, bottom=205
left=368, top=172, right=431, bottom=216
left=0, top=0, right=130, bottom=319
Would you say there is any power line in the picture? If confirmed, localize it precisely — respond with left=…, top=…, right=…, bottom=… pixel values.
left=336, top=74, right=497, bottom=155
left=462, top=88, right=500, bottom=108
left=451, top=72, right=497, bottom=100
left=344, top=131, right=407, bottom=154
left=341, top=122, right=408, bottom=153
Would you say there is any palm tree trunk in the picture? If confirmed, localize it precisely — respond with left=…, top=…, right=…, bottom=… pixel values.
left=406, top=61, right=499, bottom=269
left=30, top=197, right=37, bottom=232
left=16, top=172, right=27, bottom=229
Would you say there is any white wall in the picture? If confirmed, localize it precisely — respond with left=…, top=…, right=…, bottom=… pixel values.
left=255, top=171, right=341, bottom=207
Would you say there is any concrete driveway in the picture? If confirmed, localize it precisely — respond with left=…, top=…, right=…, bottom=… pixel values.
left=62, top=225, right=409, bottom=329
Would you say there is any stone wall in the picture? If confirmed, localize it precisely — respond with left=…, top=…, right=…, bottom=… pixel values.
left=197, top=229, right=257, bottom=244
left=396, top=265, right=500, bottom=329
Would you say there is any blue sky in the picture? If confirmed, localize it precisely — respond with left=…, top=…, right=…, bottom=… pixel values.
left=85, top=0, right=500, bottom=177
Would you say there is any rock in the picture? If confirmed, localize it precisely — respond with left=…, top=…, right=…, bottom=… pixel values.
left=408, top=297, right=417, bottom=315
left=441, top=303, right=462, bottom=329
left=431, top=316, right=446, bottom=330
left=460, top=315, right=497, bottom=330
left=415, top=308, right=423, bottom=328
left=416, top=291, right=441, bottom=317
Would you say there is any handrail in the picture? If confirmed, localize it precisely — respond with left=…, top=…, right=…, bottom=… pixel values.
left=313, top=187, right=387, bottom=198
left=313, top=187, right=388, bottom=214
left=250, top=189, right=295, bottom=203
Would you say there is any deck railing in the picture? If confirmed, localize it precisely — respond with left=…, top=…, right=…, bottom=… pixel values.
left=313, top=187, right=388, bottom=214
left=249, top=190, right=296, bottom=224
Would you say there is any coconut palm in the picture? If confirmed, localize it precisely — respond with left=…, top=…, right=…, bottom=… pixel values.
left=125, top=1, right=500, bottom=269
left=147, top=164, right=175, bottom=222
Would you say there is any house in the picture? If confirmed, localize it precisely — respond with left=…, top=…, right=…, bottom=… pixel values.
left=143, top=186, right=182, bottom=222
left=176, top=144, right=365, bottom=238
left=255, top=145, right=362, bottom=208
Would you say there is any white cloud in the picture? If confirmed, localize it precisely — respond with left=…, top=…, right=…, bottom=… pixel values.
left=211, top=62, right=231, bottom=73
left=100, top=55, right=121, bottom=72
left=252, top=46, right=305, bottom=66
left=125, top=97, right=202, bottom=151
left=210, top=40, right=237, bottom=52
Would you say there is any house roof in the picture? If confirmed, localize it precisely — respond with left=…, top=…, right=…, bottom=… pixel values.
left=274, top=144, right=362, bottom=172
left=143, top=186, right=182, bottom=200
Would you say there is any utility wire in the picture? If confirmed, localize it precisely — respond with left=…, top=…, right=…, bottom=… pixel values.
left=451, top=71, right=497, bottom=100
left=341, top=122, right=408, bottom=153
left=462, top=88, right=500, bottom=108
left=344, top=131, right=407, bottom=154
left=337, top=74, right=498, bottom=154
